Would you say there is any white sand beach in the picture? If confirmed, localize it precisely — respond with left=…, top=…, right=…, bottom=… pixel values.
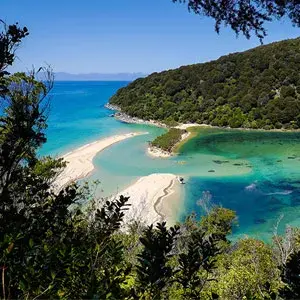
left=54, top=132, right=146, bottom=191
left=53, top=132, right=184, bottom=225
left=175, top=123, right=211, bottom=130
left=147, top=146, right=172, bottom=158
left=114, top=173, right=182, bottom=226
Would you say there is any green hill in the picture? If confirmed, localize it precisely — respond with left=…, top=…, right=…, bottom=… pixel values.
left=110, top=38, right=300, bottom=130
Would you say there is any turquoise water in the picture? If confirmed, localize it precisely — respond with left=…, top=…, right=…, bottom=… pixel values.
left=40, top=81, right=133, bottom=156
left=181, top=129, right=300, bottom=241
left=43, top=82, right=300, bottom=241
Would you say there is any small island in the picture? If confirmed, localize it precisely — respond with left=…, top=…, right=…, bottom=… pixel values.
left=148, top=128, right=187, bottom=158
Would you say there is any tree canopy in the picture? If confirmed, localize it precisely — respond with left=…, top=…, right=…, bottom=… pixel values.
left=172, top=0, right=300, bottom=41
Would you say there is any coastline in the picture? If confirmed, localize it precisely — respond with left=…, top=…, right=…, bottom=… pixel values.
left=114, top=173, right=182, bottom=226
left=53, top=132, right=146, bottom=191
left=52, top=102, right=296, bottom=225
left=147, top=146, right=173, bottom=158
left=105, top=103, right=167, bottom=128
left=115, top=112, right=167, bottom=128
left=107, top=104, right=300, bottom=159
left=52, top=127, right=184, bottom=226
left=106, top=103, right=300, bottom=133
left=108, top=103, right=300, bottom=159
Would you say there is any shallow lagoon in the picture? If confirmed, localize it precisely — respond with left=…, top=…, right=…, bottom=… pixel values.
left=42, top=82, right=300, bottom=241
left=92, top=126, right=300, bottom=241
left=180, top=128, right=300, bottom=241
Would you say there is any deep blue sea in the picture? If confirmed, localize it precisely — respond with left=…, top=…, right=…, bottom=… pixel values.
left=42, top=81, right=300, bottom=241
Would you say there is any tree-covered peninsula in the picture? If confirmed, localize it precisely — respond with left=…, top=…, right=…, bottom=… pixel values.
left=151, top=128, right=185, bottom=152
left=110, top=38, right=300, bottom=130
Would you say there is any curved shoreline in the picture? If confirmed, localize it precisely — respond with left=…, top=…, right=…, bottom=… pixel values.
left=106, top=103, right=300, bottom=133
left=107, top=104, right=300, bottom=159
left=115, top=173, right=181, bottom=225
left=54, top=132, right=146, bottom=191
left=52, top=130, right=183, bottom=225
left=153, top=179, right=175, bottom=220
left=147, top=146, right=172, bottom=158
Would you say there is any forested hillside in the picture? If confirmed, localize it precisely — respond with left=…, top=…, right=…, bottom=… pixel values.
left=110, top=38, right=300, bottom=129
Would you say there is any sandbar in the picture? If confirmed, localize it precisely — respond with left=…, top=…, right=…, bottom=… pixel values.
left=54, top=132, right=146, bottom=191
left=114, top=173, right=183, bottom=226
left=175, top=123, right=210, bottom=130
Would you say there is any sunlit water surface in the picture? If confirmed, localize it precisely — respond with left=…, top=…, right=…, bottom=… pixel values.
left=42, top=82, right=300, bottom=241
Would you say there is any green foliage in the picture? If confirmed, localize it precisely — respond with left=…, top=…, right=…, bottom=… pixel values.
left=0, top=21, right=28, bottom=72
left=280, top=250, right=300, bottom=298
left=135, top=222, right=180, bottom=299
left=200, top=207, right=237, bottom=248
left=163, top=118, right=179, bottom=127
left=211, top=239, right=283, bottom=299
left=0, top=21, right=133, bottom=299
left=110, top=38, right=300, bottom=130
left=151, top=128, right=185, bottom=152
left=1, top=19, right=300, bottom=300
left=172, top=1, right=300, bottom=41
left=33, top=156, right=66, bottom=183
left=0, top=21, right=28, bottom=97
left=273, top=227, right=300, bottom=299
left=177, top=230, right=219, bottom=299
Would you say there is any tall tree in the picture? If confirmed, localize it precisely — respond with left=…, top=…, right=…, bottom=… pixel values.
left=0, top=21, right=132, bottom=299
left=0, top=20, right=28, bottom=95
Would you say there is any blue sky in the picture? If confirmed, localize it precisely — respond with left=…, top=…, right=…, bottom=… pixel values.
left=2, top=0, right=300, bottom=74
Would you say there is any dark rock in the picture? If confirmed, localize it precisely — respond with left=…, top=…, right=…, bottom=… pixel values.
left=254, top=218, right=266, bottom=224
left=213, top=160, right=229, bottom=164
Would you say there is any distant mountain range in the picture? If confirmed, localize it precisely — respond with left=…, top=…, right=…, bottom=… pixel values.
left=53, top=72, right=147, bottom=81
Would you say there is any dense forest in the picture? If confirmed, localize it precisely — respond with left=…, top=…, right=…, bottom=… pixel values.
left=110, top=38, right=300, bottom=130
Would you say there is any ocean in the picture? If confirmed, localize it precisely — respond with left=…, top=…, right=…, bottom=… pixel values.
left=41, top=81, right=300, bottom=241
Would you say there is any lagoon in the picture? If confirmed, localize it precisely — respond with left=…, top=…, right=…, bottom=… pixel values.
left=42, top=81, right=300, bottom=241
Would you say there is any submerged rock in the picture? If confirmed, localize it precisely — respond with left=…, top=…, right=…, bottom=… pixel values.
left=254, top=218, right=266, bottom=224
left=213, top=160, right=229, bottom=164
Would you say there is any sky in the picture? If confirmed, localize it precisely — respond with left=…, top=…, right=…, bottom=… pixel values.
left=2, top=0, right=300, bottom=74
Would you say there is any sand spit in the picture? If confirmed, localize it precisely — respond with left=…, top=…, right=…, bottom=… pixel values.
left=114, top=173, right=182, bottom=226
left=54, top=132, right=146, bottom=191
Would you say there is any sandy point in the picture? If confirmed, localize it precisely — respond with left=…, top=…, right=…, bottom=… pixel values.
left=114, top=173, right=184, bottom=226
left=53, top=132, right=147, bottom=191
